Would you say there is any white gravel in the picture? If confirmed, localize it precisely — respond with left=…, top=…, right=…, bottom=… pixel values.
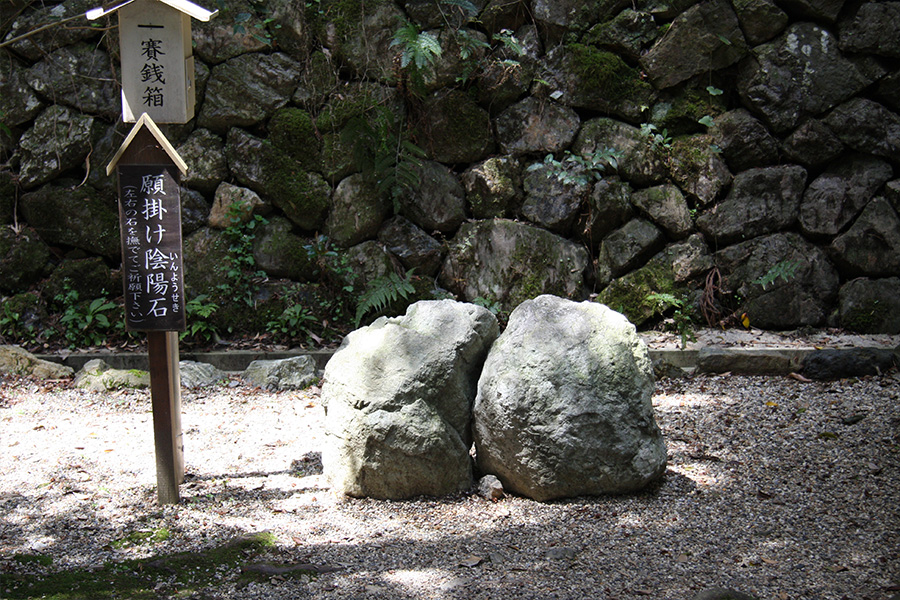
left=1, top=371, right=899, bottom=599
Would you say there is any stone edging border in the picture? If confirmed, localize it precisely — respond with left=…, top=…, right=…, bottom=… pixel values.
left=37, top=345, right=900, bottom=379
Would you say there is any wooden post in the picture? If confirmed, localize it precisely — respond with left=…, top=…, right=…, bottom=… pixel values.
left=108, top=115, right=189, bottom=505
left=148, top=330, right=184, bottom=503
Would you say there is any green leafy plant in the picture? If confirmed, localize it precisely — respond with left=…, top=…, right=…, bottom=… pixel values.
left=472, top=296, right=501, bottom=315
left=267, top=303, right=318, bottom=343
left=218, top=203, right=268, bottom=307
left=528, top=148, right=620, bottom=187
left=641, top=122, right=672, bottom=149
left=343, top=106, right=427, bottom=210
left=222, top=0, right=280, bottom=45
left=647, top=292, right=697, bottom=350
left=55, top=287, right=118, bottom=348
left=301, top=236, right=357, bottom=330
left=0, top=302, right=36, bottom=344
left=0, top=109, right=11, bottom=138
left=392, top=21, right=442, bottom=71
left=354, top=269, right=417, bottom=327
left=180, top=295, right=219, bottom=345
left=753, top=260, right=800, bottom=290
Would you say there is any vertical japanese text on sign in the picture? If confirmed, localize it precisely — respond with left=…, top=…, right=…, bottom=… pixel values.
left=117, top=0, right=195, bottom=123
left=117, top=164, right=186, bottom=331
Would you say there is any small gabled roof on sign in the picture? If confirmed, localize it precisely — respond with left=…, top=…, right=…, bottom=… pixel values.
left=86, top=0, right=218, bottom=21
left=106, top=113, right=189, bottom=176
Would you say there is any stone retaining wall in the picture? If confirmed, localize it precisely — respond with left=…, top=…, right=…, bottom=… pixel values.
left=2, top=0, right=899, bottom=335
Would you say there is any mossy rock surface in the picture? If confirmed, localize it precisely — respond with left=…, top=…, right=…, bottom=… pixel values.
left=268, top=158, right=331, bottom=232
left=551, top=43, right=656, bottom=121
left=269, top=107, right=321, bottom=170
left=183, top=227, right=232, bottom=298
left=0, top=228, right=51, bottom=294
left=439, top=219, right=589, bottom=313
left=597, top=255, right=681, bottom=326
left=19, top=183, right=120, bottom=258
left=253, top=216, right=318, bottom=281
left=43, top=257, right=116, bottom=303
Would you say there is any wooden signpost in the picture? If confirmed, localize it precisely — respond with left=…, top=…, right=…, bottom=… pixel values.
left=93, top=0, right=217, bottom=504
left=108, top=114, right=189, bottom=504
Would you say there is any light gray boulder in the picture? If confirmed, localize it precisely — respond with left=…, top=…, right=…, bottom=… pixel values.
left=74, top=360, right=149, bottom=392
left=243, top=355, right=318, bottom=391
left=0, top=345, right=73, bottom=379
left=474, top=295, right=667, bottom=501
left=321, top=300, right=499, bottom=499
left=179, top=361, right=228, bottom=389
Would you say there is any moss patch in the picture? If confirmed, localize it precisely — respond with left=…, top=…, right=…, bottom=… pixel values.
left=567, top=43, right=651, bottom=105
left=269, top=107, right=321, bottom=170
left=597, top=257, right=681, bottom=326
left=842, top=299, right=888, bottom=333
left=3, top=532, right=278, bottom=600
left=265, top=153, right=331, bottom=231
left=110, top=528, right=171, bottom=549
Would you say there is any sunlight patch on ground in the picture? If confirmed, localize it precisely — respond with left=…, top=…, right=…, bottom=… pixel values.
left=382, top=568, right=452, bottom=591
left=654, top=391, right=727, bottom=411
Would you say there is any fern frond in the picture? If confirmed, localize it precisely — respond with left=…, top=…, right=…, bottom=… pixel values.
left=354, top=269, right=417, bottom=327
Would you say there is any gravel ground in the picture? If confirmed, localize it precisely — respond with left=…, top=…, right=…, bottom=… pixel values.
left=1, top=371, right=899, bottom=600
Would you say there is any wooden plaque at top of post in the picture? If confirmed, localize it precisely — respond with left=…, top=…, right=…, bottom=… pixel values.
left=86, top=0, right=217, bottom=124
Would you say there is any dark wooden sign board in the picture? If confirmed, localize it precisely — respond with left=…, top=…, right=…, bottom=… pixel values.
left=108, top=115, right=187, bottom=504
left=117, top=163, right=186, bottom=332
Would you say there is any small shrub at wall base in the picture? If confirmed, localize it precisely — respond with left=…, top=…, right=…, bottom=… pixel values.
left=267, top=303, right=318, bottom=345
left=54, top=286, right=120, bottom=349
left=180, top=295, right=220, bottom=345
left=646, top=292, right=697, bottom=350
